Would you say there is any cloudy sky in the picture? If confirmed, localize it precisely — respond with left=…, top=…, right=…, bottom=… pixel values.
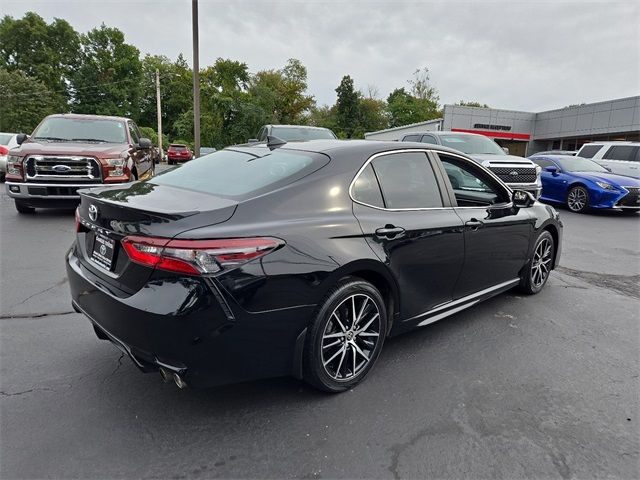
left=4, top=0, right=639, bottom=111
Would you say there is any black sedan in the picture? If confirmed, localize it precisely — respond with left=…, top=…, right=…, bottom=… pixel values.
left=67, top=139, right=562, bottom=392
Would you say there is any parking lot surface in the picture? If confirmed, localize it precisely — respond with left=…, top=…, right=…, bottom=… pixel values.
left=1, top=172, right=639, bottom=479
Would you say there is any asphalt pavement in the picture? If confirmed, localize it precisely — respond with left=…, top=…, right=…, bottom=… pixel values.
left=1, top=172, right=638, bottom=479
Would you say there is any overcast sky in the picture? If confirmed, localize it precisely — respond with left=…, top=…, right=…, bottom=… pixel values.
left=4, top=0, right=639, bottom=111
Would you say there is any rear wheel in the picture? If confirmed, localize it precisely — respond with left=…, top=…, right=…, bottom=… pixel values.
left=0, top=172, right=5, bottom=183
left=303, top=278, right=387, bottom=393
left=15, top=200, right=35, bottom=214
left=518, top=231, right=555, bottom=295
left=567, top=185, right=589, bottom=213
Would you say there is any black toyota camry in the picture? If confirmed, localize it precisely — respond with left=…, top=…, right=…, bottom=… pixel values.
left=67, top=139, right=562, bottom=392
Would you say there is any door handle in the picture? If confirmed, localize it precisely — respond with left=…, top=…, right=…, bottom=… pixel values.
left=465, top=218, right=483, bottom=231
left=375, top=226, right=405, bottom=238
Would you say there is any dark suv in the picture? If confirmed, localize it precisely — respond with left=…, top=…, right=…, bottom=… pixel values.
left=5, top=114, right=155, bottom=213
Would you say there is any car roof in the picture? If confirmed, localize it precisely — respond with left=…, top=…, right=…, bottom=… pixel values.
left=268, top=125, right=332, bottom=131
left=402, top=131, right=485, bottom=138
left=45, top=113, right=131, bottom=122
left=580, top=141, right=638, bottom=146
left=228, top=139, right=473, bottom=159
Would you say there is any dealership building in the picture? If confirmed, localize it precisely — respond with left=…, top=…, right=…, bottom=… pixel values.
left=365, top=95, right=640, bottom=157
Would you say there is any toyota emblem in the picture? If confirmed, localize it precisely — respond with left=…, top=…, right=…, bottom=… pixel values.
left=509, top=171, right=519, bottom=176
left=88, top=204, right=99, bottom=222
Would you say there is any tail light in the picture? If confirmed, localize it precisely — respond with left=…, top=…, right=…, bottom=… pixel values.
left=0, top=146, right=8, bottom=156
left=121, top=236, right=284, bottom=275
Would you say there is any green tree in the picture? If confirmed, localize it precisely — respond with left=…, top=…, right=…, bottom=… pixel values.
left=387, top=69, right=441, bottom=127
left=0, top=68, right=58, bottom=132
left=335, top=75, right=360, bottom=138
left=0, top=12, right=80, bottom=110
left=71, top=24, right=143, bottom=117
left=456, top=100, right=489, bottom=108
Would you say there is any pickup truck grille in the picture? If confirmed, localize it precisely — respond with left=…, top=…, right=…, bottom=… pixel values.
left=489, top=166, right=537, bottom=184
left=25, top=155, right=102, bottom=182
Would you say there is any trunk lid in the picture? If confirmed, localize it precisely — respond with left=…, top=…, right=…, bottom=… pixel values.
left=76, top=182, right=237, bottom=294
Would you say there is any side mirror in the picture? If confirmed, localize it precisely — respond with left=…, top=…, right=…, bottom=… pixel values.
left=137, top=137, right=152, bottom=149
left=544, top=165, right=559, bottom=175
left=513, top=190, right=535, bottom=208
left=248, top=138, right=259, bottom=143
left=16, top=133, right=28, bottom=145
left=502, top=147, right=509, bottom=154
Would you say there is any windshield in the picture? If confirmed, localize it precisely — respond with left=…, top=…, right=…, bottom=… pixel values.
left=439, top=134, right=505, bottom=155
left=556, top=156, right=608, bottom=173
left=271, top=127, right=336, bottom=141
left=150, top=148, right=329, bottom=198
left=32, top=117, right=127, bottom=143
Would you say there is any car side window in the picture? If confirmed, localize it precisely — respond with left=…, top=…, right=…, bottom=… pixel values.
left=438, top=154, right=508, bottom=207
left=420, top=135, right=438, bottom=145
left=370, top=152, right=443, bottom=209
left=257, top=127, right=266, bottom=141
left=351, top=164, right=384, bottom=208
left=578, top=145, right=602, bottom=159
left=532, top=158, right=554, bottom=168
left=603, top=145, right=639, bottom=162
left=402, top=134, right=420, bottom=142
left=128, top=122, right=140, bottom=144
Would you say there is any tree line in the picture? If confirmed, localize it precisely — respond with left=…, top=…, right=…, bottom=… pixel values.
left=1, top=12, right=462, bottom=149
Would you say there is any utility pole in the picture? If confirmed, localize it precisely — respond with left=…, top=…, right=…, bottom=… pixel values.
left=192, top=0, right=200, bottom=158
left=155, top=68, right=163, bottom=157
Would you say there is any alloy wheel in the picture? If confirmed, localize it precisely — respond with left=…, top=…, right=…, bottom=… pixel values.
left=531, top=237, right=553, bottom=288
left=567, top=187, right=587, bottom=212
left=321, top=293, right=381, bottom=381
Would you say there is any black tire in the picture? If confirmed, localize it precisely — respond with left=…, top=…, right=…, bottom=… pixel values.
left=303, top=278, right=387, bottom=393
left=0, top=172, right=5, bottom=183
left=566, top=185, right=589, bottom=213
left=15, top=200, right=35, bottom=214
left=518, top=230, right=555, bottom=295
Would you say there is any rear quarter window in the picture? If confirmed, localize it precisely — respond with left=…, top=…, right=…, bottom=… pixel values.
left=150, top=149, right=329, bottom=198
left=578, top=145, right=603, bottom=158
left=602, top=145, right=639, bottom=162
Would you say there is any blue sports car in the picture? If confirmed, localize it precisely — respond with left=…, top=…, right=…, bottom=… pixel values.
left=529, top=155, right=640, bottom=214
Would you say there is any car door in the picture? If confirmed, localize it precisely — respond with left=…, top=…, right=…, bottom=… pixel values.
left=127, top=121, right=151, bottom=177
left=351, top=150, right=465, bottom=322
left=532, top=157, right=566, bottom=201
left=434, top=152, right=534, bottom=298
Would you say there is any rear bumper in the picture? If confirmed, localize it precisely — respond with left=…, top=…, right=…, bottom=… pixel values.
left=66, top=245, right=313, bottom=388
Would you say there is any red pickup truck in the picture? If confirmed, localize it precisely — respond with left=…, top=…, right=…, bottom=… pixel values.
left=5, top=114, right=155, bottom=214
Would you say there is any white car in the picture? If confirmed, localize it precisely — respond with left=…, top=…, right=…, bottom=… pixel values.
left=0, top=132, right=20, bottom=182
left=576, top=142, right=639, bottom=178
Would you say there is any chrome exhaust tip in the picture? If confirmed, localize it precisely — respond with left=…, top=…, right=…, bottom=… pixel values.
left=173, top=372, right=188, bottom=389
left=159, top=367, right=171, bottom=383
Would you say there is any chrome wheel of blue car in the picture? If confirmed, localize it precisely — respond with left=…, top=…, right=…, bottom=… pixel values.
left=567, top=185, right=589, bottom=213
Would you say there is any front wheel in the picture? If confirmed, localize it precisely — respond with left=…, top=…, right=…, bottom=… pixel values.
left=518, top=231, right=555, bottom=295
left=15, top=200, right=35, bottom=214
left=303, top=278, right=387, bottom=393
left=567, top=185, right=589, bottom=213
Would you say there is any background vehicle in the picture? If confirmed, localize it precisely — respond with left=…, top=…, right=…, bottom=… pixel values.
left=67, top=139, right=561, bottom=393
left=530, top=154, right=640, bottom=214
left=199, top=147, right=217, bottom=156
left=576, top=142, right=640, bottom=178
left=0, top=132, right=19, bottom=182
left=400, top=131, right=542, bottom=197
left=249, top=124, right=337, bottom=143
left=531, top=150, right=577, bottom=156
left=5, top=114, right=154, bottom=214
left=167, top=144, right=193, bottom=164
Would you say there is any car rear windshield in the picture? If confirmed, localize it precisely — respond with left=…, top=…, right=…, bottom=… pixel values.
left=270, top=127, right=336, bottom=141
left=31, top=117, right=127, bottom=143
left=170, top=145, right=187, bottom=151
left=150, top=148, right=329, bottom=198
left=439, top=134, right=505, bottom=155
left=0, top=133, right=13, bottom=145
